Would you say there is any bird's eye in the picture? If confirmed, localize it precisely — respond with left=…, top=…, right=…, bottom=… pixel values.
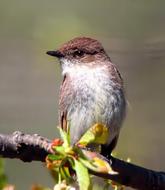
left=73, top=50, right=84, bottom=57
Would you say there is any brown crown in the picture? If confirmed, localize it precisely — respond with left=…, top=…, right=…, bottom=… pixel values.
left=58, top=37, right=105, bottom=55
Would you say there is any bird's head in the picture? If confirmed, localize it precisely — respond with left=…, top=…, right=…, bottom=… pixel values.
left=47, top=37, right=110, bottom=71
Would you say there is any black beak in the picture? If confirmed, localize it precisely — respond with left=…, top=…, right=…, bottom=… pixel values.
left=46, top=50, right=64, bottom=58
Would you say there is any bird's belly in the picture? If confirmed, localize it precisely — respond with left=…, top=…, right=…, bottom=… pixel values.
left=67, top=74, right=125, bottom=145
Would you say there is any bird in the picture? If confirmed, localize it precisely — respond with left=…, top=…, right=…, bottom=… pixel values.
left=47, top=37, right=126, bottom=158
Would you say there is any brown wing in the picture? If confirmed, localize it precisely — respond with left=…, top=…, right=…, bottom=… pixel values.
left=107, top=63, right=124, bottom=88
left=103, top=63, right=126, bottom=157
left=59, top=74, right=74, bottom=133
left=60, top=111, right=67, bottom=132
left=59, top=74, right=67, bottom=132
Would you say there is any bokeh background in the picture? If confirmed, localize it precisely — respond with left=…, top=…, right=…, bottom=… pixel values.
left=0, top=0, right=165, bottom=189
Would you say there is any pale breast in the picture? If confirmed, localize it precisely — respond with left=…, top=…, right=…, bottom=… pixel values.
left=61, top=64, right=126, bottom=145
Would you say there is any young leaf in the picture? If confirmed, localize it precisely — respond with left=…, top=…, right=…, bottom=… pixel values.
left=79, top=158, right=97, bottom=171
left=58, top=127, right=70, bottom=148
left=78, top=123, right=109, bottom=147
left=90, top=157, right=118, bottom=174
left=74, top=159, right=91, bottom=190
left=47, top=154, right=64, bottom=161
left=0, top=159, right=7, bottom=189
left=59, top=166, right=72, bottom=181
left=54, top=146, right=65, bottom=156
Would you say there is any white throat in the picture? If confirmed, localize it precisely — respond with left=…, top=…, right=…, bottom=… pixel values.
left=61, top=59, right=106, bottom=77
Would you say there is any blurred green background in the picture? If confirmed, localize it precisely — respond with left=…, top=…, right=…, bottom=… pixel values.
left=0, top=0, right=165, bottom=189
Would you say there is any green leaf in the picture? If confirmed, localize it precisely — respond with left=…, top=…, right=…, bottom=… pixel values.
left=0, top=159, right=7, bottom=189
left=73, top=146, right=88, bottom=160
left=54, top=146, right=65, bottom=155
left=78, top=123, right=109, bottom=146
left=58, top=127, right=70, bottom=148
left=59, top=165, right=71, bottom=181
left=74, top=159, right=92, bottom=190
left=47, top=154, right=64, bottom=161
left=67, top=157, right=75, bottom=168
left=79, top=153, right=118, bottom=175
left=79, top=157, right=97, bottom=171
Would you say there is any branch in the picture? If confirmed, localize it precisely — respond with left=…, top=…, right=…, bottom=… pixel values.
left=0, top=131, right=52, bottom=162
left=0, top=131, right=165, bottom=190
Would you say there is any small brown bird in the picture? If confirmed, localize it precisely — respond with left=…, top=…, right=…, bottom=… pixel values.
left=47, top=37, right=126, bottom=158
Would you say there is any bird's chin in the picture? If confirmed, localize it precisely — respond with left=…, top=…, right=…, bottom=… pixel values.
left=60, top=58, right=73, bottom=67
left=60, top=58, right=75, bottom=75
